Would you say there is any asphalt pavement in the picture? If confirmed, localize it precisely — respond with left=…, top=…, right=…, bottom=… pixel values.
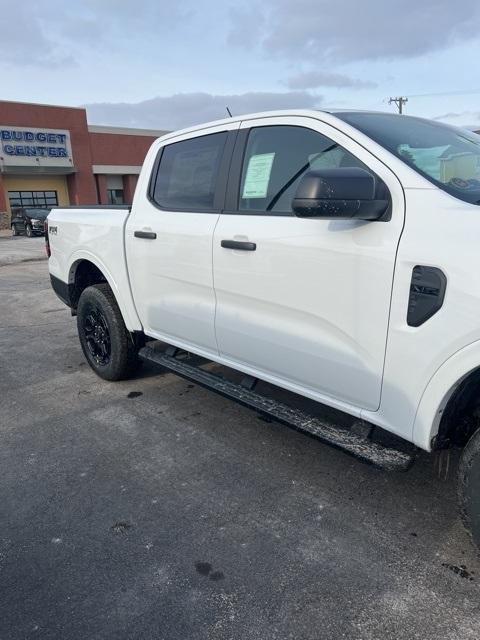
left=0, top=233, right=46, bottom=267
left=0, top=245, right=479, bottom=639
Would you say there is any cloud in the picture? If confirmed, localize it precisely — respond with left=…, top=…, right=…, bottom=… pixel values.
left=0, top=0, right=188, bottom=68
left=286, top=70, right=377, bottom=90
left=85, top=91, right=323, bottom=130
left=433, top=111, right=480, bottom=130
left=229, top=0, right=480, bottom=62
left=227, top=5, right=267, bottom=48
left=0, top=2, right=74, bottom=67
left=78, top=0, right=189, bottom=34
left=433, top=112, right=465, bottom=120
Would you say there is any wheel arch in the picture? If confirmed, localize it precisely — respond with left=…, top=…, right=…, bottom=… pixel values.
left=67, top=253, right=142, bottom=332
left=413, top=340, right=480, bottom=451
left=68, top=258, right=108, bottom=309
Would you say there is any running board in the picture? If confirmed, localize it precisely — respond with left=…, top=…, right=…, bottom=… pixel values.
left=139, top=346, right=414, bottom=472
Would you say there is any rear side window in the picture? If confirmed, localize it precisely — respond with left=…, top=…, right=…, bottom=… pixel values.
left=239, top=126, right=369, bottom=213
left=152, top=132, right=227, bottom=211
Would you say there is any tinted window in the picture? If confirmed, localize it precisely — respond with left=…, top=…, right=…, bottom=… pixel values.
left=336, top=112, right=480, bottom=205
left=107, top=189, right=124, bottom=205
left=8, top=190, right=58, bottom=209
left=25, top=208, right=48, bottom=219
left=239, top=126, right=368, bottom=213
left=152, top=132, right=227, bottom=210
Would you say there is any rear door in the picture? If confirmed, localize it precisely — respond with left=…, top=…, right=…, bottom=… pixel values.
left=213, top=116, right=405, bottom=411
left=126, top=123, right=238, bottom=355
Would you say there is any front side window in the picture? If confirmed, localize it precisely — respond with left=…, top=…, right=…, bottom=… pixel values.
left=239, top=126, right=369, bottom=213
left=336, top=112, right=480, bottom=205
left=152, top=131, right=227, bottom=210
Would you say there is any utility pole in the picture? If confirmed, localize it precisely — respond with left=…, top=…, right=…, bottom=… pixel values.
left=388, top=96, right=408, bottom=114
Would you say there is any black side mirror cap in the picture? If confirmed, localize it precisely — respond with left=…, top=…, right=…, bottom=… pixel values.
left=292, top=167, right=390, bottom=221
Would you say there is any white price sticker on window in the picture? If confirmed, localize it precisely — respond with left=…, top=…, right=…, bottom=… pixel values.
left=242, top=152, right=275, bottom=198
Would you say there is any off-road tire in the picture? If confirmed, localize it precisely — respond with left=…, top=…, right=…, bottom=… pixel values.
left=77, top=283, right=140, bottom=381
left=458, top=427, right=480, bottom=547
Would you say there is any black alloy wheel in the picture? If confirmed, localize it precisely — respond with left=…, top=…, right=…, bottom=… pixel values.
left=82, top=305, right=111, bottom=366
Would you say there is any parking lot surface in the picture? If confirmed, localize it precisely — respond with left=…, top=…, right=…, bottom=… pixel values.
left=0, top=234, right=46, bottom=267
left=1, top=246, right=480, bottom=639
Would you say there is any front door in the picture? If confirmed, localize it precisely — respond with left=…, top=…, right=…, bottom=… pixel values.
left=213, top=117, right=404, bottom=411
left=126, top=123, right=238, bottom=355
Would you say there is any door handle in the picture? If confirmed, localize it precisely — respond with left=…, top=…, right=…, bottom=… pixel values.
left=221, top=239, right=256, bottom=251
left=134, top=230, right=157, bottom=239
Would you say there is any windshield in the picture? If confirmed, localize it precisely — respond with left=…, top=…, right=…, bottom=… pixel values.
left=335, top=112, right=480, bottom=205
left=25, top=209, right=49, bottom=219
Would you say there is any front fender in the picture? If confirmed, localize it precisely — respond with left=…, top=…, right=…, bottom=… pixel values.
left=413, top=340, right=480, bottom=450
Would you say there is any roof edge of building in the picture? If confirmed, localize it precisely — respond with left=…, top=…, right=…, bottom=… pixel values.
left=0, top=99, right=85, bottom=111
left=88, top=124, right=169, bottom=137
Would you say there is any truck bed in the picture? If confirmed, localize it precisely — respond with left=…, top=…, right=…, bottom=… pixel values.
left=47, top=206, right=142, bottom=331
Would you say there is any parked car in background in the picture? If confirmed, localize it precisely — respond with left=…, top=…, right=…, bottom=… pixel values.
left=11, top=208, right=49, bottom=237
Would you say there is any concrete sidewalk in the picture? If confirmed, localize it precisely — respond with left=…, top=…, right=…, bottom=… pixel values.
left=0, top=233, right=47, bottom=267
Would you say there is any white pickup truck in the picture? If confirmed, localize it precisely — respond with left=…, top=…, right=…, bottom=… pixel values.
left=47, top=109, right=480, bottom=545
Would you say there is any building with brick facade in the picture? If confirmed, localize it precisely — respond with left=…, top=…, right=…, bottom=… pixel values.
left=0, top=100, right=168, bottom=229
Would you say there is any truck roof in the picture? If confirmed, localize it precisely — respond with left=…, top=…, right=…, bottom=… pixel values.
left=155, top=108, right=391, bottom=144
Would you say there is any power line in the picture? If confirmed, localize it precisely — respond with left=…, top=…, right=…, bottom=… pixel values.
left=388, top=96, right=408, bottom=114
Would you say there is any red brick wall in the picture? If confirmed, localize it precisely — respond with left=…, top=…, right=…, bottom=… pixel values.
left=123, top=175, right=138, bottom=203
left=89, top=132, right=157, bottom=166
left=95, top=175, right=109, bottom=204
left=0, top=174, right=7, bottom=228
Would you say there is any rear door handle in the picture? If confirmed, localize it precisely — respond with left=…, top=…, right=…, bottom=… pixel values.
left=134, top=230, right=157, bottom=239
left=221, top=239, right=256, bottom=251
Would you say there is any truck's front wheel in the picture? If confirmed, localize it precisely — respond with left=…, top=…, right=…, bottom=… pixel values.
left=458, top=427, right=480, bottom=546
left=77, top=283, right=140, bottom=381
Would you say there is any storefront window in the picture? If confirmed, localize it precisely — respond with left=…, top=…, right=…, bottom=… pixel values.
left=8, top=190, right=58, bottom=209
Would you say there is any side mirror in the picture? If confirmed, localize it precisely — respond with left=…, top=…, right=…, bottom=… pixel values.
left=292, top=167, right=389, bottom=221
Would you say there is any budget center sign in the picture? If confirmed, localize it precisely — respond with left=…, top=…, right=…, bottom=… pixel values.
left=0, top=126, right=73, bottom=168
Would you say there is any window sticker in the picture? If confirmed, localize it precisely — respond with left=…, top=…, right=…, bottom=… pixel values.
left=242, top=152, right=275, bottom=198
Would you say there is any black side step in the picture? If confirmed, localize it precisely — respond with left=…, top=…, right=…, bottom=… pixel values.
left=139, top=346, right=414, bottom=472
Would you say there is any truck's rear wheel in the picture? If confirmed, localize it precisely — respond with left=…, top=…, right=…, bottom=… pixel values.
left=77, top=283, right=139, bottom=381
left=458, top=427, right=480, bottom=546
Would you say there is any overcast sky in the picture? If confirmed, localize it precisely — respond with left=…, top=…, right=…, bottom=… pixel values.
left=1, top=0, right=480, bottom=131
